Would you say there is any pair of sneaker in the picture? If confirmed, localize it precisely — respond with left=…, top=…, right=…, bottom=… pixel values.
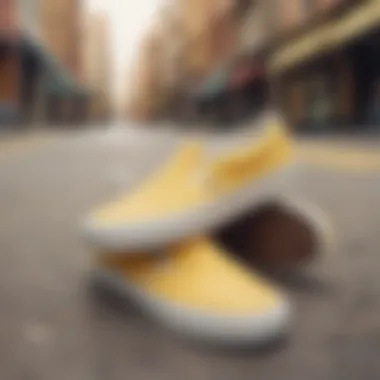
left=81, top=113, right=331, bottom=346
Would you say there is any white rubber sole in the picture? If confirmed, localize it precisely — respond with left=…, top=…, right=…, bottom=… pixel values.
left=82, top=162, right=299, bottom=252
left=93, top=268, right=293, bottom=346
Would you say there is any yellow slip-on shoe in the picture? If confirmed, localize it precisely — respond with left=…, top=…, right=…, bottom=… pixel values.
left=83, top=111, right=296, bottom=252
left=82, top=140, right=207, bottom=251
left=93, top=238, right=292, bottom=345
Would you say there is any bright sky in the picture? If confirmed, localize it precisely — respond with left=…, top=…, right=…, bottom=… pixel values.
left=86, top=0, right=161, bottom=111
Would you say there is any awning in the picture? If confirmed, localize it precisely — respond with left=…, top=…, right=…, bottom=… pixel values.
left=269, top=24, right=335, bottom=74
left=333, top=1, right=380, bottom=46
left=269, top=1, right=380, bottom=75
left=22, top=37, right=88, bottom=96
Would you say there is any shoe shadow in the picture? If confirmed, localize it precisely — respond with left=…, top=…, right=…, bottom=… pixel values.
left=181, top=333, right=290, bottom=358
left=258, top=267, right=335, bottom=297
left=87, top=275, right=144, bottom=319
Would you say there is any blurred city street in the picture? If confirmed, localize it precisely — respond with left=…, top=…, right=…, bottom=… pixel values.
left=1, top=125, right=380, bottom=379
left=2, top=0, right=380, bottom=377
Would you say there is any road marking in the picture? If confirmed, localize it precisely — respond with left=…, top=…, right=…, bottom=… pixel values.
left=298, top=145, right=380, bottom=172
left=1, top=132, right=379, bottom=173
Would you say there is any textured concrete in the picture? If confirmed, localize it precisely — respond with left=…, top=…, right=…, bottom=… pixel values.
left=0, top=127, right=380, bottom=380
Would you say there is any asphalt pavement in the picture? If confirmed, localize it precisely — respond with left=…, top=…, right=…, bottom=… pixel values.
left=0, top=126, right=380, bottom=380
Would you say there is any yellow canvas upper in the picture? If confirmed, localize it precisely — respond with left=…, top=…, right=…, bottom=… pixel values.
left=92, top=141, right=207, bottom=223
left=208, top=120, right=294, bottom=194
left=99, top=238, right=282, bottom=314
left=91, top=116, right=294, bottom=225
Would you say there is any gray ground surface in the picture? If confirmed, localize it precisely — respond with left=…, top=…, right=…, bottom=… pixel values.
left=0, top=127, right=380, bottom=380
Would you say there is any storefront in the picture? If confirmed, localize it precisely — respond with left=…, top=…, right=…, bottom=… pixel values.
left=192, top=65, right=231, bottom=124
left=345, top=29, right=380, bottom=128
left=280, top=56, right=338, bottom=131
left=46, top=93, right=89, bottom=126
left=19, top=37, right=88, bottom=126
left=270, top=1, right=380, bottom=132
left=228, top=59, right=267, bottom=123
left=304, top=73, right=335, bottom=131
left=0, top=43, right=21, bottom=125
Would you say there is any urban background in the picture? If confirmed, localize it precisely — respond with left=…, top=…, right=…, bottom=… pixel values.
left=2, top=0, right=380, bottom=133
left=2, top=2, right=380, bottom=378
left=127, top=0, right=380, bottom=133
left=0, top=0, right=112, bottom=127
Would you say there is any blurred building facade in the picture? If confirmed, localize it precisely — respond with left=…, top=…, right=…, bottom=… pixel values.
left=0, top=0, right=22, bottom=124
left=224, top=0, right=270, bottom=122
left=0, top=0, right=88, bottom=127
left=192, top=0, right=269, bottom=124
left=127, top=28, right=161, bottom=121
left=40, top=0, right=82, bottom=77
left=39, top=0, right=87, bottom=124
left=269, top=0, right=380, bottom=132
left=126, top=1, right=186, bottom=122
left=182, top=0, right=235, bottom=82
left=126, top=0, right=380, bottom=133
left=126, top=0, right=242, bottom=122
left=82, top=11, right=112, bottom=123
left=188, top=0, right=380, bottom=131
